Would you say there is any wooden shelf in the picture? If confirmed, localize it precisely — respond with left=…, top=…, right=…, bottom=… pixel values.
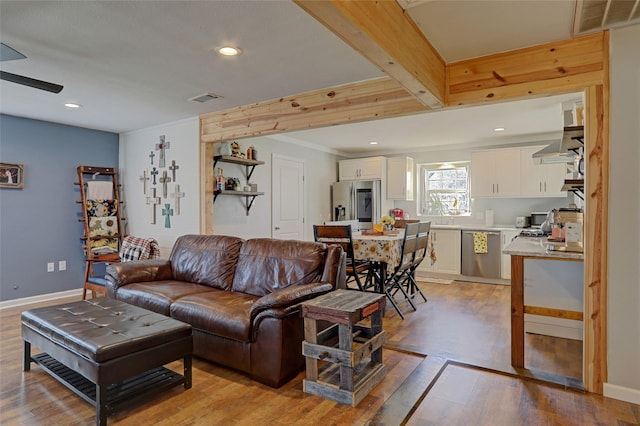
left=213, top=155, right=264, bottom=167
left=213, top=190, right=264, bottom=216
left=213, top=155, right=265, bottom=215
left=214, top=155, right=264, bottom=182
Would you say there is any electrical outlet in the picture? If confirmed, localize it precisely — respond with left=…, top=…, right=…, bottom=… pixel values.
left=47, top=262, right=55, bottom=272
left=59, top=260, right=67, bottom=271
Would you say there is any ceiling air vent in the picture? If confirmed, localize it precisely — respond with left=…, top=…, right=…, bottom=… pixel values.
left=574, top=0, right=640, bottom=34
left=189, top=93, right=222, bottom=103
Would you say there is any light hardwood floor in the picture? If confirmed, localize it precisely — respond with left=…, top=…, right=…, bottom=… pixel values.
left=1, top=281, right=638, bottom=425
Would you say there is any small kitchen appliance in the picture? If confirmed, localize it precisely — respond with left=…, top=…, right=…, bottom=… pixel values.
left=515, top=216, right=531, bottom=228
left=530, top=212, right=548, bottom=228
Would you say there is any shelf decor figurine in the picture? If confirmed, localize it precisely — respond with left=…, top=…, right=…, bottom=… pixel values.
left=231, top=141, right=245, bottom=158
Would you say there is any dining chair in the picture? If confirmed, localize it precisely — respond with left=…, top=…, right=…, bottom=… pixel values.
left=313, top=224, right=369, bottom=291
left=384, top=222, right=420, bottom=319
left=405, top=221, right=431, bottom=303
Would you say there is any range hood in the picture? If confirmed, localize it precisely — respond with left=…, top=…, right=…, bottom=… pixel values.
left=532, top=126, right=584, bottom=164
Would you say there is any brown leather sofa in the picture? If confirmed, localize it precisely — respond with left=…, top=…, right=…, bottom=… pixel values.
left=105, top=234, right=345, bottom=387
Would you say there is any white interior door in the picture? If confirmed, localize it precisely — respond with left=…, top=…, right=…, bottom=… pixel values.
left=272, top=154, right=305, bottom=240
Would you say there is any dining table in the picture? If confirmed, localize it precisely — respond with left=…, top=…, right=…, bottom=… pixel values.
left=351, top=230, right=404, bottom=293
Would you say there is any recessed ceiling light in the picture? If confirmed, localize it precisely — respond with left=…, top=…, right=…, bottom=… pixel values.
left=218, top=46, right=241, bottom=56
left=369, top=141, right=378, bottom=145
left=64, top=102, right=81, bottom=109
left=494, top=127, right=505, bottom=132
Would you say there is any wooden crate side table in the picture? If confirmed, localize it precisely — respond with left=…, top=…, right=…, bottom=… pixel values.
left=301, top=289, right=386, bottom=406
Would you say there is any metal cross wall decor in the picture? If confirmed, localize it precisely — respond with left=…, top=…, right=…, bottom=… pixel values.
left=155, top=135, right=171, bottom=168
left=162, top=203, right=174, bottom=228
left=169, top=184, right=185, bottom=215
left=169, top=160, right=180, bottom=181
left=145, top=188, right=161, bottom=224
left=159, top=170, right=172, bottom=198
left=139, top=169, right=150, bottom=195
left=150, top=167, right=158, bottom=185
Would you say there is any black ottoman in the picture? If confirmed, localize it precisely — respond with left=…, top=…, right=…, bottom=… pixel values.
left=22, top=298, right=192, bottom=426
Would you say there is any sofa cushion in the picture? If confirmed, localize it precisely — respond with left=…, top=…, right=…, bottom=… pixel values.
left=170, top=234, right=244, bottom=290
left=170, top=290, right=259, bottom=342
left=115, top=280, right=214, bottom=316
left=231, top=239, right=327, bottom=297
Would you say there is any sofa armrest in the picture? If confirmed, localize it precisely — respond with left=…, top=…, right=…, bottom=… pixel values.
left=105, top=259, right=173, bottom=296
left=249, top=282, right=334, bottom=320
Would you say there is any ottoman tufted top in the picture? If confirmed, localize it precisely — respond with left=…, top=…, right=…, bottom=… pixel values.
left=21, top=298, right=191, bottom=363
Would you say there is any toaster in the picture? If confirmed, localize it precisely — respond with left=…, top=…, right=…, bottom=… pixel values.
left=515, top=216, right=531, bottom=228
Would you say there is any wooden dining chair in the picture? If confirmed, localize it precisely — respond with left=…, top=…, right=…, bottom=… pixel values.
left=313, top=224, right=370, bottom=291
left=384, top=222, right=420, bottom=319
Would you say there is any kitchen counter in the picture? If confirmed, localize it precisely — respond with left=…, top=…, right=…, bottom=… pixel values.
left=502, top=236, right=584, bottom=260
left=506, top=236, right=584, bottom=371
left=431, top=224, right=517, bottom=231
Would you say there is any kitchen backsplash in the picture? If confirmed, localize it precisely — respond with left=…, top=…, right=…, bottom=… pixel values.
left=393, top=195, right=575, bottom=227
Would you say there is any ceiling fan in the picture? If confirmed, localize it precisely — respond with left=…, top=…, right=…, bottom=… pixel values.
left=0, top=43, right=63, bottom=93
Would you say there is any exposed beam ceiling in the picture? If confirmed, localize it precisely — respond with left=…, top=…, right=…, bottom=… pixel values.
left=294, top=0, right=445, bottom=109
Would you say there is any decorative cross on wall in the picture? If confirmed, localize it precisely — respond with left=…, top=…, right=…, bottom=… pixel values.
left=145, top=188, right=161, bottom=224
left=169, top=160, right=180, bottom=181
left=162, top=203, right=173, bottom=228
left=139, top=169, right=150, bottom=195
left=169, top=184, right=185, bottom=215
left=155, top=135, right=171, bottom=168
left=149, top=151, right=155, bottom=165
left=150, top=167, right=158, bottom=185
left=159, top=170, right=172, bottom=198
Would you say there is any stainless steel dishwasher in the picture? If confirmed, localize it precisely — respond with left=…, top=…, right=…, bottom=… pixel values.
left=461, top=230, right=502, bottom=279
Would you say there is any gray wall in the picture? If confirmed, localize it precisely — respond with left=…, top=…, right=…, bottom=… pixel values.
left=213, top=134, right=342, bottom=241
left=0, top=114, right=119, bottom=301
left=607, top=25, right=640, bottom=395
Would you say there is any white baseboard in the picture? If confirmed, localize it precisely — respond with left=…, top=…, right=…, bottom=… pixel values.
left=0, top=289, right=83, bottom=310
left=525, top=321, right=583, bottom=341
left=603, top=383, right=640, bottom=405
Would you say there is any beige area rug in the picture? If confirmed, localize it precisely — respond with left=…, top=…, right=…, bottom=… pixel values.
left=416, top=277, right=453, bottom=285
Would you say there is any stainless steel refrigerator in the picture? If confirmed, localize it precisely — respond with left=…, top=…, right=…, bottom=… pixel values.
left=331, top=180, right=382, bottom=230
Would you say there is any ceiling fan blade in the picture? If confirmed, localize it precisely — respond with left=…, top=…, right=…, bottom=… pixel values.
left=0, top=71, right=63, bottom=93
left=0, top=43, right=27, bottom=62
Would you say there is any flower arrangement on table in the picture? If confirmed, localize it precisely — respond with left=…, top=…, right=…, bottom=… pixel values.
left=380, top=215, right=395, bottom=230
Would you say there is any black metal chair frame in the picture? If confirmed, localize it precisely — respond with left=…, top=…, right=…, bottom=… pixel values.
left=384, top=222, right=421, bottom=319
left=313, top=224, right=370, bottom=291
left=405, top=221, right=430, bottom=303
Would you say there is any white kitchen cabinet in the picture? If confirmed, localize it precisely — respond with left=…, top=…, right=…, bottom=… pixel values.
left=339, top=156, right=385, bottom=181
left=386, top=156, right=414, bottom=200
left=500, top=229, right=521, bottom=280
left=470, top=149, right=521, bottom=197
left=418, top=229, right=461, bottom=275
left=520, top=146, right=568, bottom=197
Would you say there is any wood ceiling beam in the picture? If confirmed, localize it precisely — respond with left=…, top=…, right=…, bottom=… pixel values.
left=293, top=0, right=445, bottom=109
left=447, top=32, right=607, bottom=106
left=200, top=77, right=425, bottom=144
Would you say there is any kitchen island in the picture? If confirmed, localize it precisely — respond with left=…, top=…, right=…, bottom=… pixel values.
left=503, top=236, right=584, bottom=370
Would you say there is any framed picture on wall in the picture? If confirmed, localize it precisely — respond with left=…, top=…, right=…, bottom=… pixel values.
left=0, top=163, right=24, bottom=189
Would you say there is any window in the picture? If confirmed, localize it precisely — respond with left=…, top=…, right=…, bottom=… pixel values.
left=418, top=162, right=470, bottom=216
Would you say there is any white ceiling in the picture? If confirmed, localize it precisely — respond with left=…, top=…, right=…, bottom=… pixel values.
left=0, top=1, right=628, bottom=155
